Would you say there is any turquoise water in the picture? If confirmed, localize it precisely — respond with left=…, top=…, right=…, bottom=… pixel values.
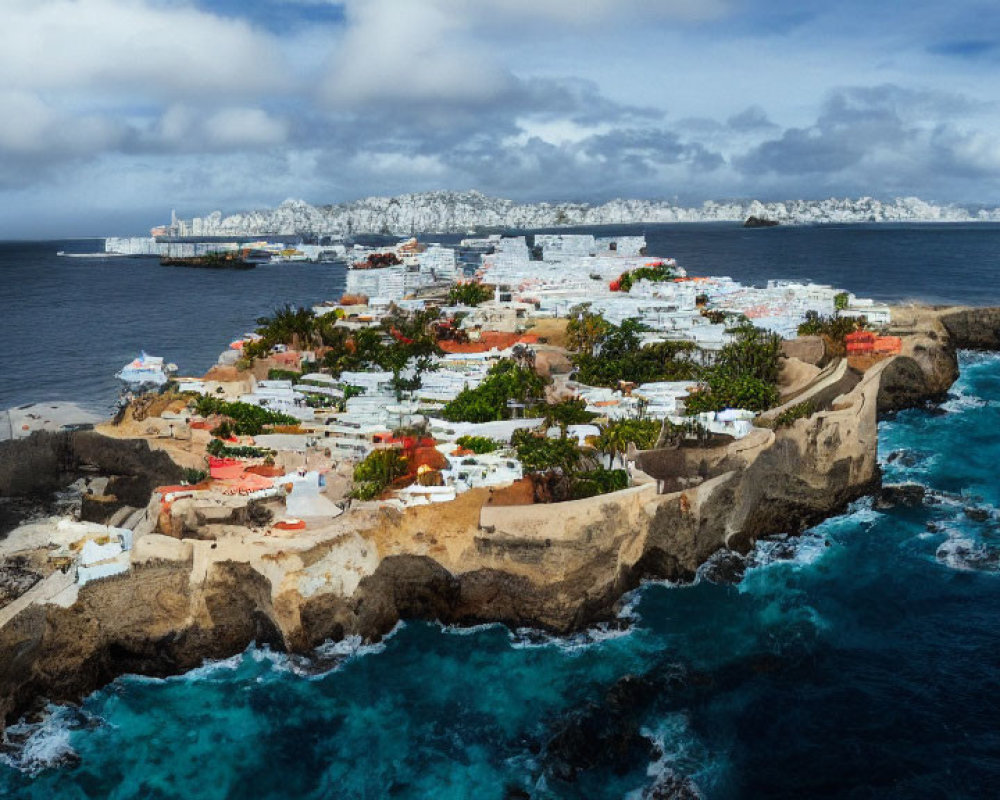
left=4, top=354, right=1000, bottom=798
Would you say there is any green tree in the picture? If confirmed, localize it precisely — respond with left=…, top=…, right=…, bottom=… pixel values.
left=682, top=323, right=782, bottom=415
left=597, top=419, right=661, bottom=460
left=541, top=398, right=596, bottom=434
left=352, top=450, right=408, bottom=500
left=455, top=435, right=501, bottom=454
left=442, top=360, right=550, bottom=422
left=566, top=306, right=611, bottom=355
left=571, top=317, right=698, bottom=387
left=446, top=281, right=494, bottom=306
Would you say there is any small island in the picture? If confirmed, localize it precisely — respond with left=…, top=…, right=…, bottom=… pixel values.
left=743, top=215, right=780, bottom=228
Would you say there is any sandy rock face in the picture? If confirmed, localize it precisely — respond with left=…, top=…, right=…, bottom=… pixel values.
left=0, top=304, right=985, bottom=730
left=0, top=560, right=282, bottom=727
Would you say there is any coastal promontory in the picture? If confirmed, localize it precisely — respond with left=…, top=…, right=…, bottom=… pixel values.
left=0, top=303, right=991, bottom=730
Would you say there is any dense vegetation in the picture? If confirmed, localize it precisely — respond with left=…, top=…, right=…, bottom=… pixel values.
left=206, top=439, right=269, bottom=459
left=181, top=468, right=208, bottom=484
left=797, top=311, right=865, bottom=356
left=541, top=398, right=596, bottom=429
left=246, top=304, right=318, bottom=359
left=770, top=400, right=817, bottom=429
left=596, top=418, right=662, bottom=457
left=797, top=311, right=864, bottom=340
left=568, top=311, right=698, bottom=387
left=511, top=428, right=629, bottom=501
left=441, top=359, right=549, bottom=422
left=455, top=435, right=502, bottom=454
left=194, top=396, right=298, bottom=436
left=267, top=369, right=301, bottom=382
left=611, top=263, right=677, bottom=292
left=683, top=322, right=783, bottom=414
left=351, top=450, right=408, bottom=500
left=446, top=281, right=494, bottom=307
left=513, top=430, right=582, bottom=473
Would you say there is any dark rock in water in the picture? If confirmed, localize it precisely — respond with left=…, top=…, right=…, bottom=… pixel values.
left=875, top=483, right=926, bottom=509
left=700, top=550, right=746, bottom=585
left=743, top=216, right=779, bottom=228
left=543, top=675, right=658, bottom=782
left=642, top=771, right=702, bottom=799
left=964, top=506, right=991, bottom=522
left=542, top=670, right=689, bottom=783
left=886, top=449, right=927, bottom=468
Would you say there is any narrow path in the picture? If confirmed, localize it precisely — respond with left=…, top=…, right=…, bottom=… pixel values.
left=0, top=568, right=75, bottom=628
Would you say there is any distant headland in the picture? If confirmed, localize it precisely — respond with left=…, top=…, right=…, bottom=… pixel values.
left=149, top=191, right=1000, bottom=239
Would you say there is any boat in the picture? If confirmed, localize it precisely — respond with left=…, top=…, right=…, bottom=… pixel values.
left=160, top=251, right=255, bottom=269
left=115, top=352, right=177, bottom=388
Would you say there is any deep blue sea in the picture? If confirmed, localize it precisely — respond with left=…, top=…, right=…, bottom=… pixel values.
left=3, top=225, right=1000, bottom=798
left=4, top=224, right=1000, bottom=412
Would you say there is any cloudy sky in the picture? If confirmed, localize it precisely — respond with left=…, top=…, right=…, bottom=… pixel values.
left=3, top=0, right=1000, bottom=236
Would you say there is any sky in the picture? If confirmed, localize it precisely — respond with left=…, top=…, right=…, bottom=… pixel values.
left=2, top=0, right=1000, bottom=236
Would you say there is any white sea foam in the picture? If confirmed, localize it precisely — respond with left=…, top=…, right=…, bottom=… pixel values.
left=439, top=621, right=507, bottom=637
left=935, top=532, right=1000, bottom=573
left=252, top=624, right=404, bottom=679
left=622, top=715, right=709, bottom=800
left=940, top=389, right=997, bottom=414
left=0, top=706, right=83, bottom=776
left=507, top=620, right=634, bottom=652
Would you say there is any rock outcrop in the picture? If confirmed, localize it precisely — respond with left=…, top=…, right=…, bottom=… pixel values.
left=0, top=431, right=182, bottom=535
left=0, top=305, right=983, bottom=730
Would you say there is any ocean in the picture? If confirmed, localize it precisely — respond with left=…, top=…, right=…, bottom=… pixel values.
left=3, top=225, right=1000, bottom=798
left=4, top=224, right=1000, bottom=412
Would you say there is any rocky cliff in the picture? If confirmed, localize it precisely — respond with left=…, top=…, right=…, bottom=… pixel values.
left=0, top=307, right=985, bottom=729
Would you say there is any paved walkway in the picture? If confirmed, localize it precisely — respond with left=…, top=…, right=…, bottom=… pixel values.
left=0, top=568, right=76, bottom=628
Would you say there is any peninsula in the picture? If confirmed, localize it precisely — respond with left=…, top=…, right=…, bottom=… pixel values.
left=1, top=232, right=996, bottom=733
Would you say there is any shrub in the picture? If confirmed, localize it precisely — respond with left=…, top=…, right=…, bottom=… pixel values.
left=442, top=360, right=549, bottom=422
left=267, top=369, right=301, bottom=382
left=570, top=468, right=629, bottom=499
left=513, top=431, right=582, bottom=473
left=571, top=317, right=698, bottom=387
left=446, top=281, right=494, bottom=307
left=597, top=419, right=662, bottom=455
left=351, top=450, right=408, bottom=500
left=455, top=435, right=501, bottom=454
left=797, top=311, right=863, bottom=341
left=210, top=420, right=234, bottom=439
left=182, top=468, right=208, bottom=485
left=194, top=396, right=298, bottom=436
left=206, top=438, right=268, bottom=459
left=772, top=401, right=816, bottom=429
left=614, top=263, right=676, bottom=293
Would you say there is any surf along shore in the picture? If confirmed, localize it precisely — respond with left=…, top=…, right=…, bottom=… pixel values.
left=0, top=303, right=996, bottom=733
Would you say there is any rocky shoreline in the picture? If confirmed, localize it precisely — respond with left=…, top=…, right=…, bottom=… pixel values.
left=0, top=305, right=993, bottom=733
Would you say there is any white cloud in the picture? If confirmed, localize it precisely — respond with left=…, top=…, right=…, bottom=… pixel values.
left=148, top=105, right=289, bottom=150
left=203, top=108, right=289, bottom=148
left=0, top=0, right=289, bottom=98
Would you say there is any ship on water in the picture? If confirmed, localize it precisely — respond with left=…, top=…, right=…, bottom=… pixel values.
left=160, top=251, right=255, bottom=269
left=115, top=351, right=176, bottom=388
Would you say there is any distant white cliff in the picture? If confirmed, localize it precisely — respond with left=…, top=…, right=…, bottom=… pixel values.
left=164, top=191, right=1000, bottom=237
